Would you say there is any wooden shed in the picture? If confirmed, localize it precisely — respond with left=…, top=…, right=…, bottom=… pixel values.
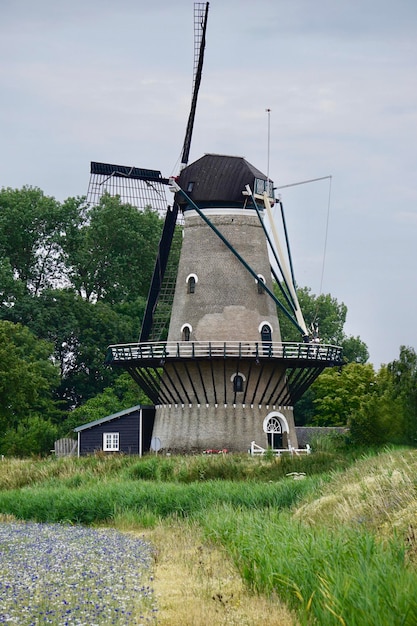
left=74, top=405, right=155, bottom=456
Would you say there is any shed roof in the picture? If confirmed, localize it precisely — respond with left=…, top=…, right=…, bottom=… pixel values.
left=74, top=405, right=153, bottom=432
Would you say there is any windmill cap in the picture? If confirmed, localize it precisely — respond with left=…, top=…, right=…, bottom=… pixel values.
left=175, top=154, right=274, bottom=209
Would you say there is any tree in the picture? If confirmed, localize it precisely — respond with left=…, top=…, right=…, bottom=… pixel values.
left=277, top=285, right=368, bottom=363
left=341, top=335, right=369, bottom=364
left=0, top=187, right=69, bottom=295
left=297, top=346, right=417, bottom=446
left=0, top=321, right=60, bottom=434
left=385, top=346, right=417, bottom=445
left=1, top=416, right=59, bottom=457
left=277, top=286, right=369, bottom=424
left=0, top=257, right=19, bottom=307
left=278, top=287, right=346, bottom=344
left=311, top=362, right=377, bottom=426
left=1, top=288, right=146, bottom=409
left=64, top=373, right=149, bottom=434
left=347, top=393, right=403, bottom=447
left=61, top=194, right=163, bottom=304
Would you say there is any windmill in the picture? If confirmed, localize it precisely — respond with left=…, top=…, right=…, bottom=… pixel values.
left=104, top=3, right=343, bottom=453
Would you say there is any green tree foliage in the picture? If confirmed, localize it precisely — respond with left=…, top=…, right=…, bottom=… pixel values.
left=278, top=287, right=346, bottom=344
left=347, top=393, right=403, bottom=447
left=0, top=189, right=163, bottom=409
left=311, top=363, right=377, bottom=426
left=279, top=286, right=369, bottom=425
left=341, top=335, right=369, bottom=364
left=346, top=358, right=413, bottom=447
left=0, top=187, right=68, bottom=295
left=64, top=373, right=149, bottom=433
left=0, top=321, right=60, bottom=434
left=386, top=346, right=417, bottom=445
left=0, top=257, right=19, bottom=307
left=277, top=285, right=369, bottom=363
left=2, top=288, right=146, bottom=408
left=1, top=416, right=59, bottom=457
left=61, top=194, right=163, bottom=303
left=312, top=349, right=417, bottom=446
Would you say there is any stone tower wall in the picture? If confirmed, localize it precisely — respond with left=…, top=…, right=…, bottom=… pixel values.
left=153, top=207, right=299, bottom=451
left=168, top=211, right=282, bottom=342
left=153, top=404, right=297, bottom=453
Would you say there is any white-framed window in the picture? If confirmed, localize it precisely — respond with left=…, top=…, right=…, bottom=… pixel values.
left=186, top=273, right=198, bottom=294
left=263, top=412, right=289, bottom=450
left=181, top=323, right=192, bottom=341
left=103, top=432, right=119, bottom=451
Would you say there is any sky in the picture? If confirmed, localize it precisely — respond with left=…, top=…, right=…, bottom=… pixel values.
left=1, top=0, right=417, bottom=369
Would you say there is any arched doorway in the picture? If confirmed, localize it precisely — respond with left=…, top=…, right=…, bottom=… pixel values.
left=263, top=412, right=289, bottom=450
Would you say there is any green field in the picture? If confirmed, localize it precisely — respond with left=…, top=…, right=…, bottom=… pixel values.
left=1, top=446, right=417, bottom=625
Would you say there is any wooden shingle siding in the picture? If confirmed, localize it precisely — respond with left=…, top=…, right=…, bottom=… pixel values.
left=76, top=406, right=155, bottom=456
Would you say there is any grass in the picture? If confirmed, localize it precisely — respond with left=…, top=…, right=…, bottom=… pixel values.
left=294, top=447, right=417, bottom=536
left=0, top=476, right=318, bottom=524
left=141, top=521, right=297, bottom=626
left=1, top=447, right=417, bottom=624
left=201, top=506, right=417, bottom=625
left=0, top=449, right=352, bottom=489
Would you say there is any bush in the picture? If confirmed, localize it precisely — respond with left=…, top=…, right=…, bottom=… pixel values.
left=1, top=416, right=58, bottom=457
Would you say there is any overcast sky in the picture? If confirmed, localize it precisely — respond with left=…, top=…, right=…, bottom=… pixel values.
left=1, top=0, right=416, bottom=368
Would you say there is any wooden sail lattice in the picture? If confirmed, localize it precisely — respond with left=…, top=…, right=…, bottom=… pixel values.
left=148, top=227, right=183, bottom=342
left=85, top=161, right=183, bottom=341
left=87, top=161, right=169, bottom=218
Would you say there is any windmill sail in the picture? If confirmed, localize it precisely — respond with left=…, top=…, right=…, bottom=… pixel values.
left=139, top=2, right=209, bottom=341
left=181, top=2, right=209, bottom=169
left=87, top=162, right=169, bottom=217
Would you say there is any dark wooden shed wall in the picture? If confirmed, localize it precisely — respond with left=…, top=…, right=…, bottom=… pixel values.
left=78, top=407, right=155, bottom=455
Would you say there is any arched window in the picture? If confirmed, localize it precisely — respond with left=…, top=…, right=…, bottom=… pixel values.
left=265, top=416, right=283, bottom=449
left=263, top=412, right=289, bottom=450
left=257, top=275, right=266, bottom=294
left=260, top=323, right=272, bottom=355
left=261, top=324, right=272, bottom=343
left=233, top=374, right=244, bottom=393
left=186, top=273, right=198, bottom=294
left=181, top=323, right=192, bottom=342
left=231, top=372, right=246, bottom=394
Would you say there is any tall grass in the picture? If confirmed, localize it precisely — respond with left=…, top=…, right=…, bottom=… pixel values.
left=295, top=447, right=417, bottom=536
left=1, top=447, right=417, bottom=625
left=0, top=477, right=318, bottom=524
left=0, top=448, right=356, bottom=490
left=200, top=505, right=417, bottom=625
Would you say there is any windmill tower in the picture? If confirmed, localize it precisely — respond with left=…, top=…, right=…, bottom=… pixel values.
left=105, top=3, right=343, bottom=453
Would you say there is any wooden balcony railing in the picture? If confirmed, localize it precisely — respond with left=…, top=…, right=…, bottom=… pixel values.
left=106, top=340, right=343, bottom=364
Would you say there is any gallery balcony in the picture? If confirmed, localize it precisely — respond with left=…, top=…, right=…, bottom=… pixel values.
left=105, top=341, right=344, bottom=406
left=106, top=340, right=343, bottom=367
